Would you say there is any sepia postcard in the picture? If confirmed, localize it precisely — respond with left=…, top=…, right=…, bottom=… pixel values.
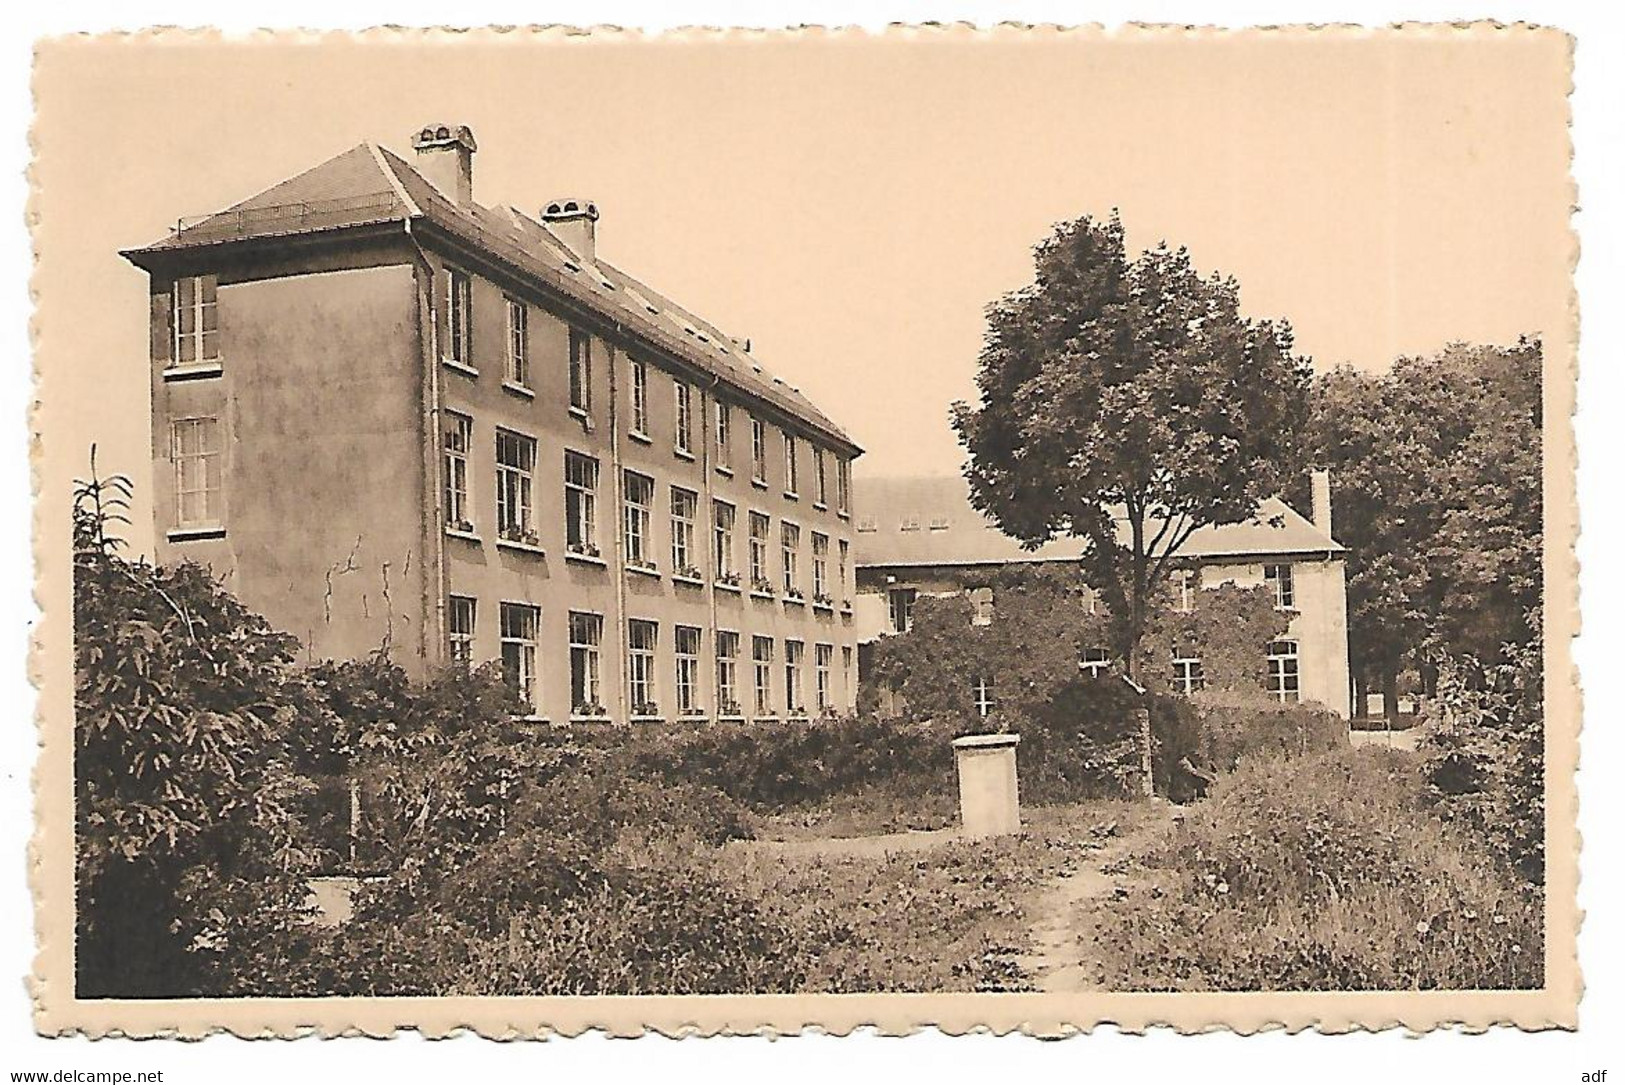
left=28, top=23, right=1579, bottom=1038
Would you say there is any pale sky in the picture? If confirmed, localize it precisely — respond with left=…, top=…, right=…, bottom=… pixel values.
left=34, top=30, right=1571, bottom=555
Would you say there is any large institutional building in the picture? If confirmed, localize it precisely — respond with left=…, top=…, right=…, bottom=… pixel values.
left=853, top=472, right=1353, bottom=717
left=123, top=125, right=863, bottom=726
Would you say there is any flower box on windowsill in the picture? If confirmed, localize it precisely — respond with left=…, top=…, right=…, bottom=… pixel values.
left=445, top=521, right=481, bottom=543
left=162, top=361, right=223, bottom=382
left=627, top=560, right=661, bottom=578
left=812, top=592, right=835, bottom=610
left=497, top=527, right=543, bottom=554
left=501, top=379, right=535, bottom=399
left=565, top=541, right=604, bottom=564
left=840, top=599, right=854, bottom=613
left=717, top=701, right=744, bottom=720
left=679, top=708, right=709, bottom=722
left=629, top=701, right=663, bottom=723
left=571, top=702, right=610, bottom=723
left=753, top=716, right=781, bottom=725
left=785, top=715, right=810, bottom=725
left=783, top=589, right=806, bottom=606
left=749, top=577, right=775, bottom=600
left=672, top=572, right=706, bottom=588
left=714, top=573, right=742, bottom=592
left=442, top=357, right=479, bottom=378
left=629, top=716, right=666, bottom=725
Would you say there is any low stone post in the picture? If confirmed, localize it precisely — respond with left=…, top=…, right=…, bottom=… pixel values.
left=952, top=733, right=1022, bottom=840
left=1135, top=706, right=1154, bottom=798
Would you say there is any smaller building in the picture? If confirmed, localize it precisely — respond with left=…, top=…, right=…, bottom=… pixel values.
left=853, top=471, right=1352, bottom=717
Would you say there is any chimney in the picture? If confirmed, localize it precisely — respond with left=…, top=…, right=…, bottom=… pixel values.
left=411, top=124, right=477, bottom=207
left=1311, top=469, right=1334, bottom=540
left=541, top=198, right=599, bottom=263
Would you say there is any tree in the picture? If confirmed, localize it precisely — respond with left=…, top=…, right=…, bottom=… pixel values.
left=952, top=212, right=1312, bottom=676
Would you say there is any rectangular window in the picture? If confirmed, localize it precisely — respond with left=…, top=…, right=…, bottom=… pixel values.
left=568, top=612, right=604, bottom=715
left=836, top=458, right=851, bottom=515
left=172, top=417, right=222, bottom=527
left=1080, top=647, right=1112, bottom=676
left=842, top=645, right=854, bottom=704
left=1172, top=651, right=1206, bottom=695
left=715, top=402, right=732, bottom=469
left=716, top=631, right=741, bottom=717
left=815, top=643, right=833, bottom=713
left=1268, top=639, right=1301, bottom=703
left=675, top=625, right=702, bottom=715
left=752, top=636, right=774, bottom=717
left=670, top=487, right=699, bottom=577
left=505, top=296, right=529, bottom=387
left=1173, top=569, right=1198, bottom=613
left=495, top=429, right=537, bottom=543
left=784, top=640, right=805, bottom=715
left=674, top=381, right=694, bottom=455
left=1265, top=563, right=1296, bottom=610
left=812, top=533, right=830, bottom=602
left=564, top=451, right=599, bottom=555
left=443, top=412, right=473, bottom=532
left=838, top=539, right=850, bottom=603
left=629, top=357, right=649, bottom=435
left=888, top=587, right=917, bottom=634
left=628, top=619, right=659, bottom=716
left=973, top=675, right=995, bottom=718
left=969, top=586, right=995, bottom=626
left=623, top=470, right=655, bottom=569
left=783, top=431, right=800, bottom=495
left=814, top=447, right=828, bottom=506
left=751, top=417, right=767, bottom=483
left=1082, top=586, right=1100, bottom=615
left=781, top=522, right=801, bottom=597
left=569, top=326, right=591, bottom=412
left=446, top=268, right=471, bottom=368
left=499, top=602, right=539, bottom=712
left=713, top=500, right=737, bottom=581
left=748, top=512, right=771, bottom=591
left=171, top=275, right=219, bottom=367
left=447, top=595, right=476, bottom=668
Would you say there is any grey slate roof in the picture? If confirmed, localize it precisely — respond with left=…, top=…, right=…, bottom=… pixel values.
left=853, top=474, right=1344, bottom=569
left=122, top=142, right=859, bottom=453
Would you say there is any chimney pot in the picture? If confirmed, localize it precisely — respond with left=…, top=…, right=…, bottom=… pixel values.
left=1311, top=469, right=1334, bottom=541
left=411, top=123, right=477, bottom=207
left=541, top=198, right=599, bottom=263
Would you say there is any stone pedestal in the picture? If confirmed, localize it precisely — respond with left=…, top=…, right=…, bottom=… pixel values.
left=952, top=733, right=1022, bottom=840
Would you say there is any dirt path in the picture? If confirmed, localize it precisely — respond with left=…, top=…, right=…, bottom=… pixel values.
left=1014, top=806, right=1177, bottom=992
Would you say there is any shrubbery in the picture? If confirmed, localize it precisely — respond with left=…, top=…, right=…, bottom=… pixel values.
left=1089, top=747, right=1542, bottom=990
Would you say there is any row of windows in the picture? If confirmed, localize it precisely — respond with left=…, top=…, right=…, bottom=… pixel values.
left=444, top=415, right=853, bottom=602
left=964, top=640, right=1303, bottom=717
left=440, top=268, right=852, bottom=513
left=449, top=597, right=853, bottom=720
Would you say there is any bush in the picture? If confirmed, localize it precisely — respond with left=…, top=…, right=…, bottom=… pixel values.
left=1089, top=747, right=1543, bottom=990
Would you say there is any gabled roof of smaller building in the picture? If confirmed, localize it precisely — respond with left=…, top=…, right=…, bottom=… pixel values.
left=853, top=474, right=1343, bottom=569
left=122, top=141, right=858, bottom=454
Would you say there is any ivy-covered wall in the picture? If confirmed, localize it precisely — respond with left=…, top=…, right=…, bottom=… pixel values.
left=864, top=565, right=1289, bottom=724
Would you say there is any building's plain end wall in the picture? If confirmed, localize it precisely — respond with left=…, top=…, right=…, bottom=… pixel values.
left=154, top=264, right=425, bottom=664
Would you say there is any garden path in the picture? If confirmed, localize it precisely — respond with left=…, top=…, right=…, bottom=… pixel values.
left=1015, top=806, right=1178, bottom=992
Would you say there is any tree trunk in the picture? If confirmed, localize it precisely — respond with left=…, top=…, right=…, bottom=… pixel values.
left=1382, top=669, right=1399, bottom=726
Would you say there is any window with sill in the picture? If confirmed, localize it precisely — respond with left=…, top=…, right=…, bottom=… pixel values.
left=1265, top=563, right=1296, bottom=610
left=780, top=522, right=801, bottom=596
left=674, top=380, right=694, bottom=455
left=623, top=470, right=655, bottom=569
left=629, top=357, right=649, bottom=435
left=973, top=675, right=995, bottom=718
left=783, top=431, right=799, bottom=494
left=446, top=268, right=472, bottom=368
left=1172, top=568, right=1198, bottom=613
left=568, top=326, right=592, bottom=413
left=627, top=619, right=658, bottom=715
left=713, top=500, right=737, bottom=580
left=784, top=639, right=806, bottom=716
left=1080, top=647, right=1111, bottom=677
left=752, top=635, right=774, bottom=716
left=496, top=428, right=538, bottom=545
left=838, top=539, right=850, bottom=600
left=670, top=486, right=699, bottom=577
left=443, top=412, right=473, bottom=532
left=814, top=447, right=828, bottom=506
left=969, top=585, right=994, bottom=626
left=716, top=630, right=741, bottom=715
left=842, top=646, right=854, bottom=701
left=715, top=402, right=732, bottom=470
left=836, top=458, right=851, bottom=515
left=500, top=602, right=540, bottom=713
left=565, top=451, right=599, bottom=555
left=1267, top=639, right=1301, bottom=703
left=748, top=511, right=770, bottom=589
left=1172, top=651, right=1205, bottom=695
left=751, top=416, right=767, bottom=482
left=448, top=595, right=476, bottom=668
left=811, top=532, right=829, bottom=601
left=569, top=611, right=604, bottom=715
left=888, top=587, right=917, bottom=634
left=675, top=625, right=702, bottom=716
left=172, top=417, right=222, bottom=528
left=170, top=275, right=219, bottom=369
left=505, top=295, right=529, bottom=388
left=815, top=643, right=833, bottom=713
